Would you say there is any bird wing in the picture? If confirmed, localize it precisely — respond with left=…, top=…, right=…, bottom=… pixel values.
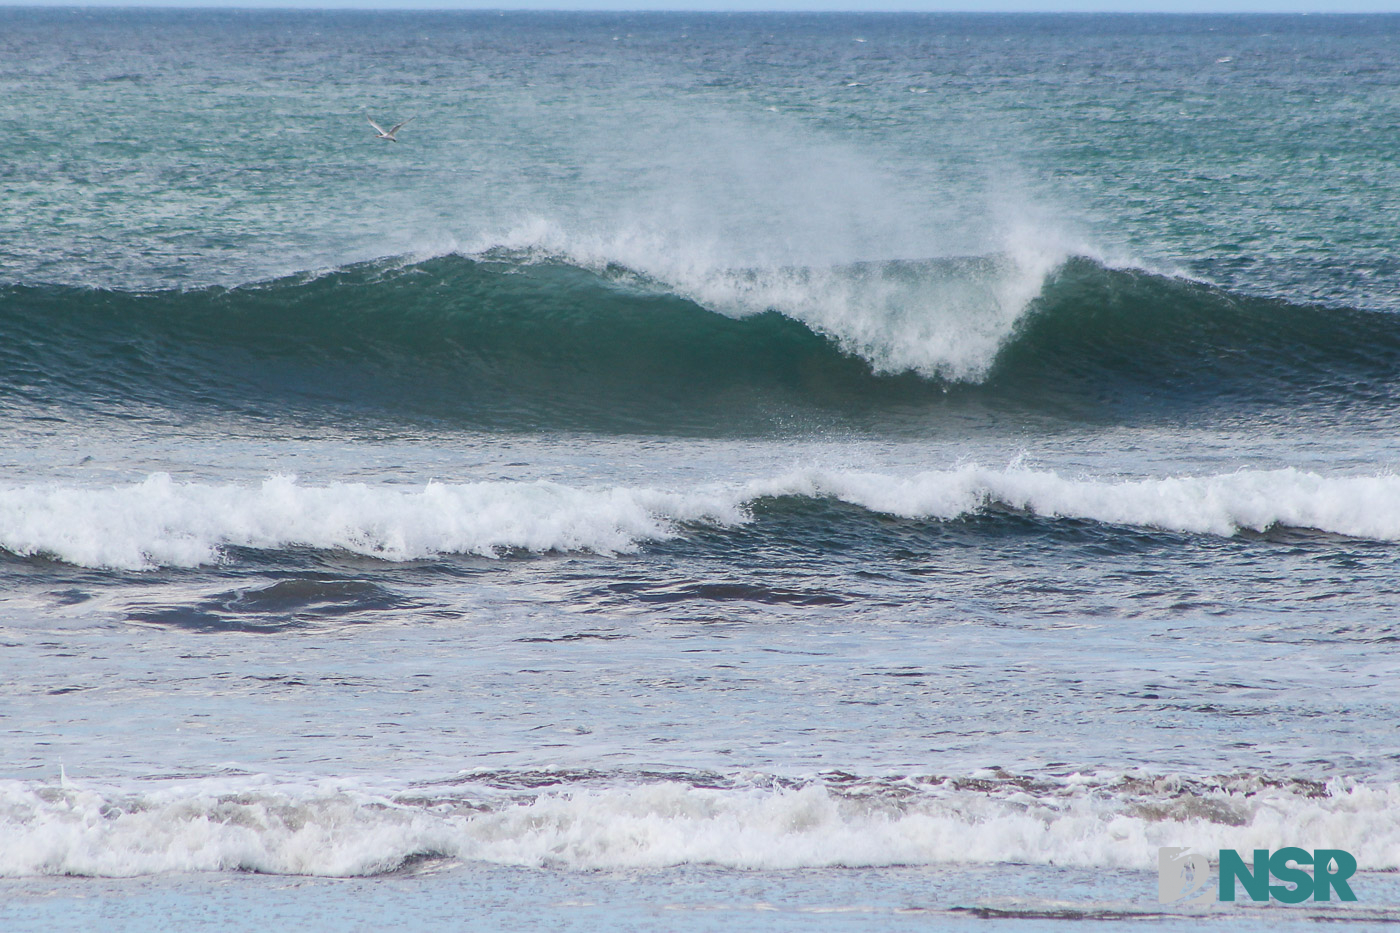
left=387, top=117, right=414, bottom=135
left=366, top=116, right=388, bottom=135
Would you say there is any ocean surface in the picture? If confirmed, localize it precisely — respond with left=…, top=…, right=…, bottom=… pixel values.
left=3, top=10, right=1400, bottom=930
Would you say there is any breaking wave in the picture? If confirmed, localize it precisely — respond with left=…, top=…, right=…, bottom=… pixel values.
left=1, top=466, right=1397, bottom=570
left=1, top=249, right=1396, bottom=432
left=2, top=769, right=1394, bottom=877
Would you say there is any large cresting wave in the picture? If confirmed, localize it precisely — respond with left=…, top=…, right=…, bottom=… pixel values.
left=1, top=250, right=1397, bottom=432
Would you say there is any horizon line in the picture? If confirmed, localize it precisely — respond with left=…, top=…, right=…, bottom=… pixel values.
left=2, top=4, right=1393, bottom=12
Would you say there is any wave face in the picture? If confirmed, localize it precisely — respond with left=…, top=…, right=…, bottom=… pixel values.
left=2, top=770, right=1394, bottom=877
left=2, top=467, right=1397, bottom=570
left=2, top=251, right=1396, bottom=433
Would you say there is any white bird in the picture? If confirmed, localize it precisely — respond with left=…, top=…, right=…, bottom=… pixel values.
left=367, top=115, right=413, bottom=142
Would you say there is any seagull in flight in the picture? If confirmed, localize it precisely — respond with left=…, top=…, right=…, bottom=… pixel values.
left=367, top=115, right=413, bottom=142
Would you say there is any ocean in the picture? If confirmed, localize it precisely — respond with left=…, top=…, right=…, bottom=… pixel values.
left=2, top=9, right=1400, bottom=930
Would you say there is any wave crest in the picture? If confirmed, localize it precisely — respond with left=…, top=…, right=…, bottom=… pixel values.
left=1, top=250, right=1396, bottom=432
left=2, top=467, right=1396, bottom=570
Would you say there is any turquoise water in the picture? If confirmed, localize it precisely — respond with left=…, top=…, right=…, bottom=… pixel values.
left=3, top=11, right=1400, bottom=930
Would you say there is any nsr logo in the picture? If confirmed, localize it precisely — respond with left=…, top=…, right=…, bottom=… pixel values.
left=1159, top=847, right=1358, bottom=905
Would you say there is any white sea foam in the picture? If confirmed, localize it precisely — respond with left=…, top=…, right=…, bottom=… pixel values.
left=460, top=220, right=1066, bottom=381
left=753, top=466, right=1400, bottom=542
left=1, top=467, right=1397, bottom=570
left=2, top=773, right=1397, bottom=877
left=0, top=474, right=742, bottom=571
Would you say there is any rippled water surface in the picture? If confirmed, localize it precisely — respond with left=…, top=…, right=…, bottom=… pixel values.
left=3, top=10, right=1400, bottom=930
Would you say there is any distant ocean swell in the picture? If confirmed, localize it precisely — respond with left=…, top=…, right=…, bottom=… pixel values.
left=2, top=251, right=1396, bottom=430
left=1, top=467, right=1397, bottom=570
left=3, top=770, right=1395, bottom=877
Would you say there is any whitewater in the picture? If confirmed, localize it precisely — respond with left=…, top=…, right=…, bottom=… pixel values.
left=6, top=772, right=1399, bottom=877
left=2, top=466, right=1399, bottom=570
left=4, top=9, right=1400, bottom=932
